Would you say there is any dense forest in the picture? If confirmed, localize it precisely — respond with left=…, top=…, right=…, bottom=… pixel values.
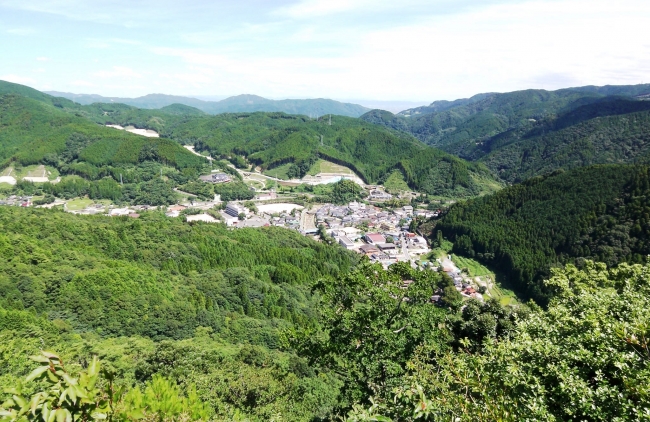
left=0, top=207, right=359, bottom=420
left=162, top=112, right=500, bottom=197
left=362, top=85, right=650, bottom=149
left=362, top=86, right=650, bottom=182
left=435, top=164, right=650, bottom=302
left=2, top=207, right=649, bottom=421
left=0, top=94, right=204, bottom=172
left=0, top=81, right=501, bottom=199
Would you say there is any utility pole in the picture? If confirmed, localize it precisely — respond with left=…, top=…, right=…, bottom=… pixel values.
left=320, top=134, right=323, bottom=146
left=120, top=174, right=123, bottom=185
left=160, top=168, right=163, bottom=180
left=329, top=114, right=332, bottom=126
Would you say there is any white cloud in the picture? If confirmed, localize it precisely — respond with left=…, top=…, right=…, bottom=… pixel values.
left=149, top=0, right=650, bottom=100
left=94, top=66, right=142, bottom=79
left=7, top=0, right=648, bottom=100
left=0, top=74, right=36, bottom=85
left=71, top=80, right=95, bottom=87
left=275, top=0, right=376, bottom=18
left=36, top=57, right=49, bottom=62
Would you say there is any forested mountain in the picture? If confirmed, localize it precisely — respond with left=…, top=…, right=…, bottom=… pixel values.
left=0, top=206, right=357, bottom=420
left=45, top=90, right=371, bottom=117
left=0, top=80, right=501, bottom=198
left=362, top=84, right=650, bottom=182
left=3, top=207, right=650, bottom=421
left=435, top=164, right=650, bottom=302
left=0, top=94, right=202, bottom=171
left=164, top=112, right=502, bottom=197
left=477, top=99, right=650, bottom=182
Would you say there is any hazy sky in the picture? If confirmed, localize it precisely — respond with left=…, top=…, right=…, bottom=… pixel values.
left=0, top=0, right=648, bottom=102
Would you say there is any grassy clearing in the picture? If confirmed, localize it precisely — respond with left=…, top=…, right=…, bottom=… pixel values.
left=0, top=183, right=13, bottom=191
left=384, top=170, right=410, bottom=194
left=13, top=165, right=60, bottom=181
left=66, top=198, right=94, bottom=211
left=471, top=173, right=504, bottom=196
left=489, top=283, right=519, bottom=306
left=429, top=239, right=454, bottom=261
left=245, top=180, right=265, bottom=190
left=264, top=163, right=293, bottom=180
left=451, top=254, right=494, bottom=277
left=446, top=248, right=520, bottom=306
left=1, top=167, right=13, bottom=177
left=308, top=159, right=354, bottom=176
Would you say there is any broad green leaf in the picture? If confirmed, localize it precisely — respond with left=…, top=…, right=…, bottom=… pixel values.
left=12, top=395, right=26, bottom=409
left=41, top=352, right=60, bottom=360
left=61, top=374, right=77, bottom=386
left=88, top=357, right=99, bottom=377
left=55, top=408, right=66, bottom=422
left=25, top=366, right=50, bottom=383
left=41, top=402, right=49, bottom=422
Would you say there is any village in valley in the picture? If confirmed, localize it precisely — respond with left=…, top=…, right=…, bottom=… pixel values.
left=0, top=154, right=492, bottom=304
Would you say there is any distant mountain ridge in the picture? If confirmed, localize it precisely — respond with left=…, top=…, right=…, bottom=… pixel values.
left=45, top=91, right=371, bottom=118
left=362, top=84, right=650, bottom=182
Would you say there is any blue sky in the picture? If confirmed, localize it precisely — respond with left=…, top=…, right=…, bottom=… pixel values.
left=0, top=0, right=648, bottom=102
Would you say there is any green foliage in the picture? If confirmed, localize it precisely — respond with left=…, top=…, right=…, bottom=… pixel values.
left=436, top=164, right=650, bottom=302
left=0, top=95, right=203, bottom=171
left=327, top=179, right=364, bottom=204
left=0, top=351, right=209, bottom=422
left=363, top=87, right=650, bottom=183
left=0, top=207, right=356, bottom=343
left=291, top=262, right=451, bottom=409
left=213, top=181, right=255, bottom=201
left=351, top=261, right=650, bottom=421
left=165, top=112, right=499, bottom=197
left=477, top=99, right=650, bottom=182
left=177, top=181, right=214, bottom=201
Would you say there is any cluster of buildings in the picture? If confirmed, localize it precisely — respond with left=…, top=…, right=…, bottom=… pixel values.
left=198, top=172, right=232, bottom=184
left=315, top=201, right=436, bottom=232
left=440, top=261, right=485, bottom=301
left=0, top=195, right=32, bottom=207
left=313, top=201, right=435, bottom=268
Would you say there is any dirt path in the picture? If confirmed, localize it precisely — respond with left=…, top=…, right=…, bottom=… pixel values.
left=184, top=145, right=213, bottom=161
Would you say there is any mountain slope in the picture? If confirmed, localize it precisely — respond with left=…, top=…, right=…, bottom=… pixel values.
left=0, top=205, right=355, bottom=420
left=362, top=84, right=650, bottom=182
left=361, top=88, right=612, bottom=148
left=165, top=112, right=502, bottom=197
left=0, top=83, right=500, bottom=197
left=46, top=90, right=371, bottom=117
left=476, top=99, right=650, bottom=182
left=0, top=94, right=204, bottom=171
left=435, top=164, right=650, bottom=302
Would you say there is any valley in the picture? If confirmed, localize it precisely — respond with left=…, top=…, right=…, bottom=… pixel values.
left=2, top=79, right=650, bottom=421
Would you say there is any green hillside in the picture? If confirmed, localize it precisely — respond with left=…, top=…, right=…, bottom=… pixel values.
left=474, top=99, right=650, bottom=182
left=362, top=88, right=610, bottom=148
left=166, top=112, right=502, bottom=197
left=363, top=85, right=650, bottom=182
left=0, top=94, right=203, bottom=170
left=0, top=80, right=78, bottom=109
left=0, top=206, right=356, bottom=420
left=0, top=80, right=500, bottom=198
left=435, top=164, right=650, bottom=302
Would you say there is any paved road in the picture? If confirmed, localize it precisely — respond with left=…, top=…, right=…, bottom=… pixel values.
left=400, top=237, right=411, bottom=263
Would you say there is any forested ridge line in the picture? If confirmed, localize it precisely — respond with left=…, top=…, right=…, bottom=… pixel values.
left=0, top=81, right=502, bottom=198
left=434, top=164, right=650, bottom=302
left=361, top=86, right=650, bottom=183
